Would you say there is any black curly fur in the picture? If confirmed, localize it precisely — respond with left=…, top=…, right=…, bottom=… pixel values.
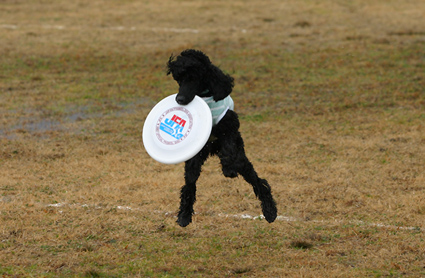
left=167, top=49, right=277, bottom=227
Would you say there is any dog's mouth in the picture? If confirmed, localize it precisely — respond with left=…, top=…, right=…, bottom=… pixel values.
left=176, top=94, right=191, bottom=105
left=175, top=89, right=210, bottom=105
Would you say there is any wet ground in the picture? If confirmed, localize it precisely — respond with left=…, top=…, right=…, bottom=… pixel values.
left=0, top=97, right=155, bottom=140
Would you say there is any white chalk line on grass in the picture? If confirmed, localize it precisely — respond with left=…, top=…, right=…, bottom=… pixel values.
left=1, top=24, right=249, bottom=34
left=1, top=24, right=199, bottom=33
left=47, top=203, right=421, bottom=232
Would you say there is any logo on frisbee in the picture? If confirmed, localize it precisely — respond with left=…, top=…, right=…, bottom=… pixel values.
left=155, top=107, right=193, bottom=145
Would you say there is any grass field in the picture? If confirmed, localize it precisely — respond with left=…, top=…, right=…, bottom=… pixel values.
left=1, top=0, right=425, bottom=277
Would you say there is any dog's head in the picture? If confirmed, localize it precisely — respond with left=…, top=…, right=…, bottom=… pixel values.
left=167, top=49, right=234, bottom=105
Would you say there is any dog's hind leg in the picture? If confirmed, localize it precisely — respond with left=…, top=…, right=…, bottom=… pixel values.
left=237, top=158, right=277, bottom=223
left=223, top=144, right=277, bottom=223
left=213, top=111, right=277, bottom=223
left=177, top=147, right=210, bottom=227
left=220, top=147, right=277, bottom=222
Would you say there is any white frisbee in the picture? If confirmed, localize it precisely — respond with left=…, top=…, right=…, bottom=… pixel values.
left=142, top=94, right=212, bottom=164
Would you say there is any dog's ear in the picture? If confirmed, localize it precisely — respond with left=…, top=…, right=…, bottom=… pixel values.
left=209, top=65, right=234, bottom=101
left=166, top=54, right=176, bottom=75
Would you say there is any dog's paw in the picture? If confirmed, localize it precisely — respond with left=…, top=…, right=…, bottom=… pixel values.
left=222, top=168, right=238, bottom=178
left=264, top=210, right=277, bottom=223
left=177, top=213, right=192, bottom=227
left=262, top=201, right=278, bottom=223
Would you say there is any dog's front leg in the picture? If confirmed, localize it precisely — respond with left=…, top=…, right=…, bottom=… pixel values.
left=177, top=148, right=209, bottom=227
left=177, top=180, right=196, bottom=227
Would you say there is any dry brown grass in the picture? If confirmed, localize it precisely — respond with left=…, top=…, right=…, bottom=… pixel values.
left=1, top=0, right=425, bottom=277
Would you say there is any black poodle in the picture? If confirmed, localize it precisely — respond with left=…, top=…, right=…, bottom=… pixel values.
left=166, top=49, right=277, bottom=227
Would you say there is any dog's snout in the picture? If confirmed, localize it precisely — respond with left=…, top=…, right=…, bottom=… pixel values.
left=176, top=95, right=187, bottom=105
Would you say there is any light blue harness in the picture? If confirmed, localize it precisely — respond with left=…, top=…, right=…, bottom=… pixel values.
left=201, top=95, right=234, bottom=126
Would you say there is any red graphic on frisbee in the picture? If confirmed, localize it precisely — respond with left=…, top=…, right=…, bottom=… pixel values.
left=156, top=107, right=193, bottom=145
